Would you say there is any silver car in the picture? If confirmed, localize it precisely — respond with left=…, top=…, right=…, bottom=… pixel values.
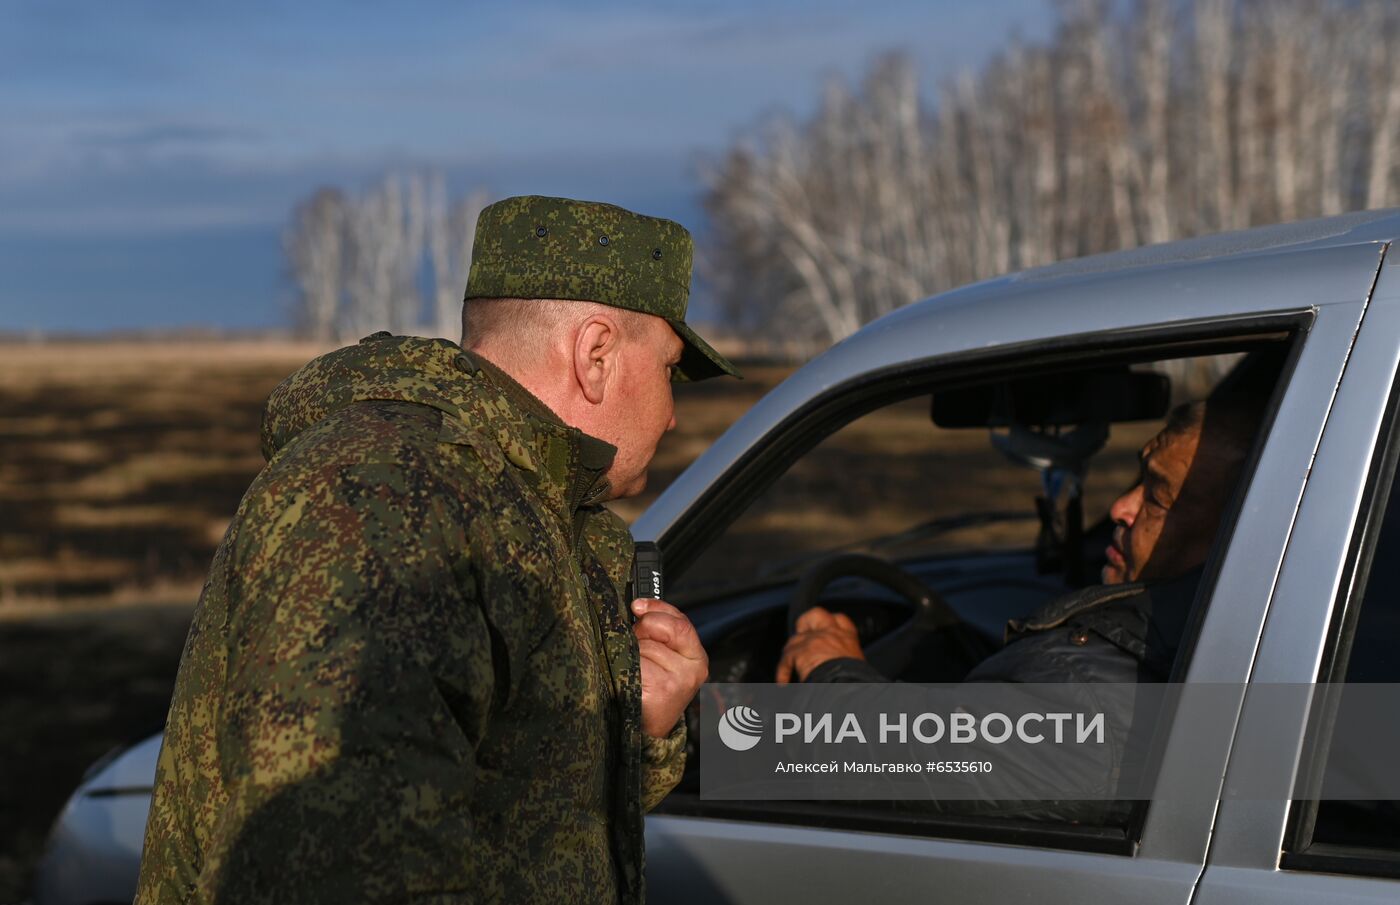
left=35, top=209, right=1400, bottom=903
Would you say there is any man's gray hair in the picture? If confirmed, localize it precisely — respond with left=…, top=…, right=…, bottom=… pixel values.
left=461, top=297, right=649, bottom=356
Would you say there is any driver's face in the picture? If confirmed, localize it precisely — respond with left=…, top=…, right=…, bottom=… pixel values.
left=1103, top=420, right=1229, bottom=585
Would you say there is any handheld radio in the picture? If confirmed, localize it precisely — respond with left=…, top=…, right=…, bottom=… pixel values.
left=630, top=541, right=665, bottom=604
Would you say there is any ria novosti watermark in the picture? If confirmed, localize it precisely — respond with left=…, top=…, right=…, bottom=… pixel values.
left=744, top=707, right=1105, bottom=747
left=698, top=683, right=1400, bottom=803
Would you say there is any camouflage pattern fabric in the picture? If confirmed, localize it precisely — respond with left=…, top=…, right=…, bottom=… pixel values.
left=135, top=333, right=686, bottom=905
left=464, top=195, right=740, bottom=382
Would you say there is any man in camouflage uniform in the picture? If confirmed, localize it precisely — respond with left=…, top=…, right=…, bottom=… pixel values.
left=135, top=196, right=740, bottom=904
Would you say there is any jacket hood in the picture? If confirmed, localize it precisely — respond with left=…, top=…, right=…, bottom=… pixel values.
left=260, top=333, right=616, bottom=511
left=261, top=333, right=477, bottom=460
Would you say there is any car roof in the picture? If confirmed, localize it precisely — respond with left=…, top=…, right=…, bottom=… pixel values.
left=780, top=209, right=1397, bottom=395
left=1011, top=208, right=1400, bottom=284
left=636, top=212, right=1397, bottom=543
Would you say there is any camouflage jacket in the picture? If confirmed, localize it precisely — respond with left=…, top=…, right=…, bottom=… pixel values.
left=135, top=334, right=687, bottom=905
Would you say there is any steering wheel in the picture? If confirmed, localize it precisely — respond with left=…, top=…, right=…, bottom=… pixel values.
left=788, top=553, right=988, bottom=681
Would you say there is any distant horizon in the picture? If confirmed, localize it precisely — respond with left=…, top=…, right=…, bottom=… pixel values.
left=0, top=188, right=722, bottom=335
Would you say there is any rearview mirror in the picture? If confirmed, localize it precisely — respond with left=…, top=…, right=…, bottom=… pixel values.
left=931, top=368, right=1171, bottom=429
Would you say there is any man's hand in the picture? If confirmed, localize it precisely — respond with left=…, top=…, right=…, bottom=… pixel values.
left=632, top=598, right=708, bottom=738
left=776, top=607, right=864, bottom=684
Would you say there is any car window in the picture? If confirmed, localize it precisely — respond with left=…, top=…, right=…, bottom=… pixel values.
left=1290, top=405, right=1400, bottom=867
left=664, top=339, right=1290, bottom=846
left=673, top=390, right=1159, bottom=600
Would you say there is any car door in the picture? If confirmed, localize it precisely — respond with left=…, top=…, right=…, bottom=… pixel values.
left=640, top=242, right=1386, bottom=904
left=1192, top=246, right=1400, bottom=903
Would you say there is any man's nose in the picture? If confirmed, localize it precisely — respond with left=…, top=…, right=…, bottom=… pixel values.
left=1109, top=484, right=1143, bottom=526
left=666, top=412, right=677, bottom=431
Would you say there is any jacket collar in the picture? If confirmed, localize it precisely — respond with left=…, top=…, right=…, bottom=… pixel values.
left=259, top=333, right=615, bottom=520
left=463, top=350, right=616, bottom=518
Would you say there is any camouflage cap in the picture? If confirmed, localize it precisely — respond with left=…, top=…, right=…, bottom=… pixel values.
left=464, top=195, right=740, bottom=382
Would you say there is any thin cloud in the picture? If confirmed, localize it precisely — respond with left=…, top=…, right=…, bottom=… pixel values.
left=538, top=8, right=854, bottom=71
left=2, top=0, right=1054, bottom=327
left=72, top=122, right=263, bottom=151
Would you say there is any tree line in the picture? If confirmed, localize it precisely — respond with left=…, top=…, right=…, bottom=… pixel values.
left=286, top=0, right=1400, bottom=350
left=704, top=0, right=1400, bottom=349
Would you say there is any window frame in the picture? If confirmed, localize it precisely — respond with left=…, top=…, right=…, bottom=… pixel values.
left=654, top=314, right=1309, bottom=854
left=1282, top=337, right=1400, bottom=878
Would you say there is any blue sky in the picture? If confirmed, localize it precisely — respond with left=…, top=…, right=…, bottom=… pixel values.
left=0, top=0, right=1052, bottom=333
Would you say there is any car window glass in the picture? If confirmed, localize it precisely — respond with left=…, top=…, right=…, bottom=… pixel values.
left=673, top=396, right=1158, bottom=600
left=1302, top=454, right=1400, bottom=853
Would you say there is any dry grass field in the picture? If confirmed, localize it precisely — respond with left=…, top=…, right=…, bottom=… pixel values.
left=0, top=341, right=328, bottom=898
left=0, top=339, right=1157, bottom=900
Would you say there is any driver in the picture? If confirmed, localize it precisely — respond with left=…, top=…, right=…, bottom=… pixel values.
left=773, top=394, right=1263, bottom=821
left=777, top=394, right=1262, bottom=689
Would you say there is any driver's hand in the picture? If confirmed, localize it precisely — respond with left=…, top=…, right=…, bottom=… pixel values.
left=776, top=607, right=865, bottom=684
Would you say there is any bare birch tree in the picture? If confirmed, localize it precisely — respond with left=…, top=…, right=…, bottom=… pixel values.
left=426, top=176, right=488, bottom=340
left=342, top=176, right=400, bottom=340
left=284, top=188, right=346, bottom=342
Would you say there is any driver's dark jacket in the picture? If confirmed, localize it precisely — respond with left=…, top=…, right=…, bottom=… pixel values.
left=805, top=569, right=1199, bottom=823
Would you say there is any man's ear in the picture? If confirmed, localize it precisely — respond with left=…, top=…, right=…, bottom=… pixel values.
left=573, top=313, right=621, bottom=405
